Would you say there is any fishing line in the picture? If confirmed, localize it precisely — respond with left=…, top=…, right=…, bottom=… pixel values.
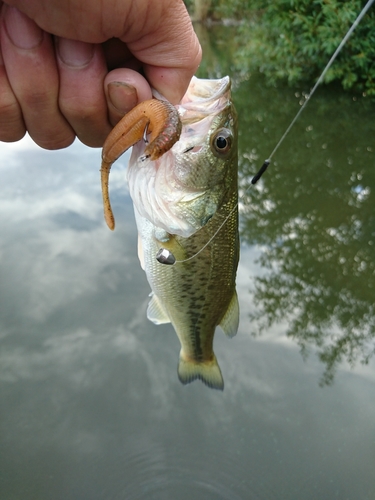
left=267, top=0, right=375, bottom=162
left=157, top=0, right=375, bottom=266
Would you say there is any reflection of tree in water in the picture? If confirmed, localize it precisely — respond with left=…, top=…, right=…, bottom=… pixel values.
left=193, top=23, right=375, bottom=383
left=236, top=77, right=375, bottom=385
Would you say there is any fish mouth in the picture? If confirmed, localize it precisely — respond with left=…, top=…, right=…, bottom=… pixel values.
left=181, top=76, right=230, bottom=104
left=178, top=76, right=231, bottom=121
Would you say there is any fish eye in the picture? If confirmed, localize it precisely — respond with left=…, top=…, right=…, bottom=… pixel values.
left=211, top=128, right=233, bottom=158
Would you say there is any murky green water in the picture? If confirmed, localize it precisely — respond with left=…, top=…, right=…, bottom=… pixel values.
left=0, top=26, right=374, bottom=499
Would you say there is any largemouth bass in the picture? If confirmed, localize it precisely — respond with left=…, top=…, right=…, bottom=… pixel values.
left=101, top=76, right=239, bottom=390
left=127, top=77, right=239, bottom=390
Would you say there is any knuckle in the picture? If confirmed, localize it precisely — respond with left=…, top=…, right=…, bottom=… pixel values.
left=78, top=132, right=107, bottom=148
left=21, top=89, right=55, bottom=111
left=0, top=126, right=26, bottom=143
left=0, top=100, right=26, bottom=142
left=31, top=128, right=76, bottom=150
left=60, top=99, right=110, bottom=147
left=60, top=96, right=96, bottom=121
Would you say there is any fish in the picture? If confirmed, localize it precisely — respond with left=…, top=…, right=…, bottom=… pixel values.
left=101, top=76, right=239, bottom=390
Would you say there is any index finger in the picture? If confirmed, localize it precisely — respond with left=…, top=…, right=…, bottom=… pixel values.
left=122, top=2, right=201, bottom=104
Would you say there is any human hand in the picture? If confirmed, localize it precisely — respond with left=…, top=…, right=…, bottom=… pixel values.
left=0, top=0, right=201, bottom=149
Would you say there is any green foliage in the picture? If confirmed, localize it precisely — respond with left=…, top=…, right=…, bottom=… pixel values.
left=184, top=0, right=254, bottom=20
left=209, top=0, right=254, bottom=19
left=234, top=74, right=375, bottom=384
left=236, top=0, right=375, bottom=95
left=185, top=1, right=375, bottom=96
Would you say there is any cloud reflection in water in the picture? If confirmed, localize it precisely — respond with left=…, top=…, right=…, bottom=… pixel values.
left=0, top=114, right=374, bottom=499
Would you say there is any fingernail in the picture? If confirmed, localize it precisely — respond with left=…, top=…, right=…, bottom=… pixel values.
left=108, top=82, right=138, bottom=114
left=57, top=38, right=94, bottom=67
left=3, top=6, right=43, bottom=49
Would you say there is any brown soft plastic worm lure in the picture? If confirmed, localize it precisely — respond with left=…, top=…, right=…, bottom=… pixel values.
left=101, top=99, right=182, bottom=230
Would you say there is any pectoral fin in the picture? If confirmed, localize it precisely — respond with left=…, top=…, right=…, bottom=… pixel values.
left=147, top=293, right=171, bottom=325
left=219, top=290, right=239, bottom=338
left=178, top=351, right=224, bottom=390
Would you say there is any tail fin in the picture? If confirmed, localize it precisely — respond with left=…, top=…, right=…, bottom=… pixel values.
left=177, top=351, right=224, bottom=390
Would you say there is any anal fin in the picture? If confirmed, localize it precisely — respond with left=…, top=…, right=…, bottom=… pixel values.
left=147, top=293, right=171, bottom=325
left=219, top=290, right=239, bottom=338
